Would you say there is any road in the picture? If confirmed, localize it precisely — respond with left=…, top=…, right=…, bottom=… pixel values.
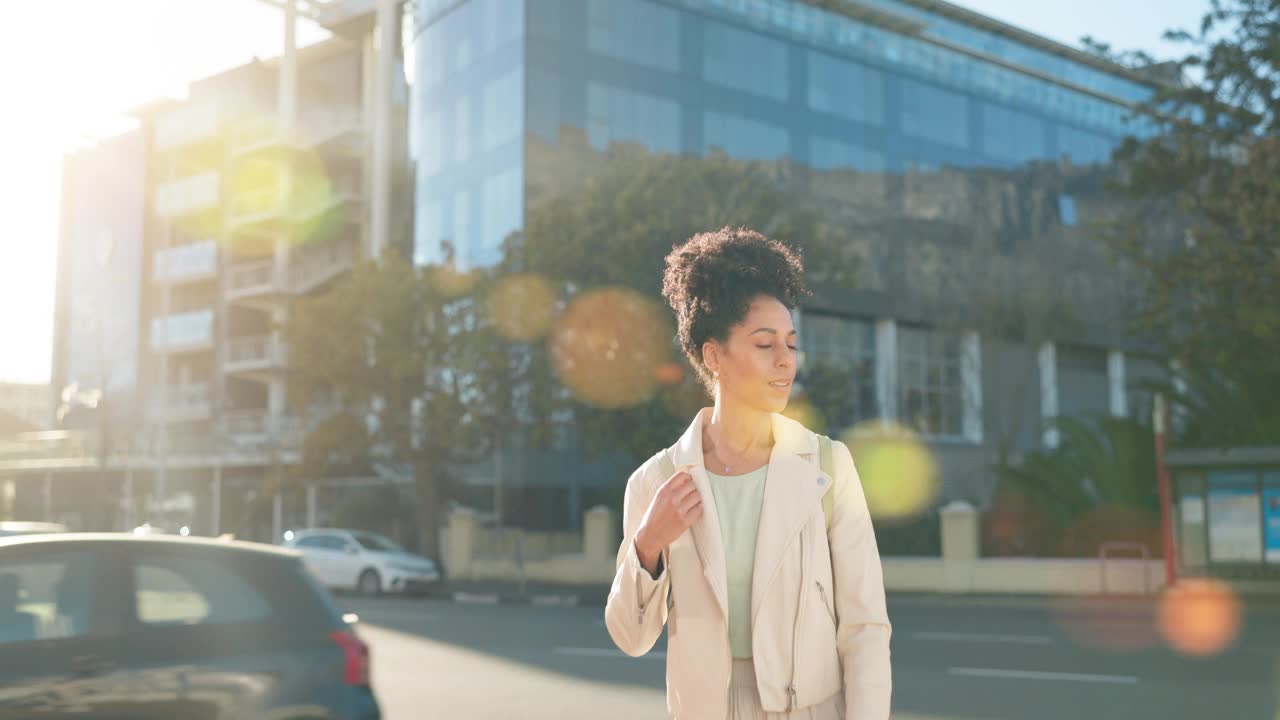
left=340, top=593, right=1280, bottom=719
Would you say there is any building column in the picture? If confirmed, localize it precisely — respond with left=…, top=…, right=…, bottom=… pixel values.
left=961, top=331, right=983, bottom=443
left=1038, top=341, right=1059, bottom=449
left=1108, top=350, right=1127, bottom=418
left=305, top=483, right=317, bottom=529
left=370, top=0, right=397, bottom=257
left=42, top=472, right=53, bottom=522
left=272, top=491, right=284, bottom=542
left=875, top=319, right=898, bottom=424
left=210, top=466, right=222, bottom=536
left=123, top=465, right=134, bottom=531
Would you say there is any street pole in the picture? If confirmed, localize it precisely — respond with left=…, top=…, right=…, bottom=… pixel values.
left=370, top=0, right=396, bottom=257
left=1154, top=393, right=1178, bottom=589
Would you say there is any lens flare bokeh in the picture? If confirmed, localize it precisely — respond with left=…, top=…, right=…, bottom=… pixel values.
left=1158, top=578, right=1242, bottom=657
left=841, top=421, right=940, bottom=522
left=549, top=287, right=672, bottom=409
left=488, top=273, right=558, bottom=342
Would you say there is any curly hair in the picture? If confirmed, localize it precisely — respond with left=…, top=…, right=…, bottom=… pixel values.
left=661, top=227, right=810, bottom=396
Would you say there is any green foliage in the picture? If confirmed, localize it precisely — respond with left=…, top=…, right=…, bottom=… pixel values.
left=1100, top=0, right=1280, bottom=444
left=521, top=151, right=860, bottom=463
left=990, top=415, right=1160, bottom=556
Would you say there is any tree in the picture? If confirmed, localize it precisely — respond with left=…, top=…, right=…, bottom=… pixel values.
left=990, top=415, right=1161, bottom=557
left=520, top=149, right=860, bottom=464
left=285, top=251, right=518, bottom=558
left=1097, top=0, right=1280, bottom=444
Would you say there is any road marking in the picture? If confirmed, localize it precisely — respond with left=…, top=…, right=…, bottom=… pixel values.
left=949, top=667, right=1139, bottom=684
left=914, top=631, right=1055, bottom=645
left=554, top=646, right=666, bottom=660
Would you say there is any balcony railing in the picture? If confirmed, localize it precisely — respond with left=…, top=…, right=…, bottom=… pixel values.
left=150, top=309, right=215, bottom=352
left=153, top=240, right=218, bottom=284
left=155, top=172, right=220, bottom=217
left=148, top=383, right=212, bottom=422
left=226, top=260, right=279, bottom=298
left=290, top=241, right=357, bottom=293
left=227, top=174, right=361, bottom=227
left=225, top=334, right=287, bottom=372
left=229, top=107, right=365, bottom=153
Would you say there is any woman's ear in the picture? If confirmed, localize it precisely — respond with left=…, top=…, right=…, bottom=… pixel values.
left=701, top=340, right=719, bottom=374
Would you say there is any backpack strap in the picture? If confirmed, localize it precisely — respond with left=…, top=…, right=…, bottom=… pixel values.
left=818, top=434, right=836, bottom=530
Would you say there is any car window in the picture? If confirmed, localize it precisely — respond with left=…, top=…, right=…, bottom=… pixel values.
left=352, top=532, right=402, bottom=552
left=0, top=550, right=96, bottom=644
left=295, top=535, right=331, bottom=549
left=134, top=555, right=271, bottom=627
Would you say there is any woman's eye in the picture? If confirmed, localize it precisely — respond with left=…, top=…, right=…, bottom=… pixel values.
left=787, top=346, right=798, bottom=351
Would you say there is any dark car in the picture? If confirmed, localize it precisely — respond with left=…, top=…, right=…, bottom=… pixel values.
left=0, top=533, right=380, bottom=719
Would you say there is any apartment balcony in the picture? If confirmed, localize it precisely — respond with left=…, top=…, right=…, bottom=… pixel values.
left=155, top=171, right=221, bottom=218
left=225, top=174, right=362, bottom=232
left=153, top=239, right=218, bottom=285
left=300, top=107, right=365, bottom=154
left=224, top=334, right=288, bottom=380
left=229, top=107, right=365, bottom=158
left=153, top=104, right=220, bottom=153
left=147, top=383, right=213, bottom=423
left=217, top=411, right=302, bottom=452
left=150, top=309, right=215, bottom=353
left=225, top=259, right=283, bottom=305
left=289, top=240, right=357, bottom=294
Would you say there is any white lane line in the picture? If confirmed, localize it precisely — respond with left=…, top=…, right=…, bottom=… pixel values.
left=914, top=631, right=1055, bottom=645
left=554, top=646, right=666, bottom=660
left=949, top=667, right=1139, bottom=685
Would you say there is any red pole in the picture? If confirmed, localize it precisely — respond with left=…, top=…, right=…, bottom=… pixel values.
left=1154, top=393, right=1178, bottom=588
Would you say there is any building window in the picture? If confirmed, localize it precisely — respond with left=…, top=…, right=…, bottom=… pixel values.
left=452, top=190, right=472, bottom=266
left=807, top=50, right=884, bottom=126
left=900, top=78, right=969, bottom=150
left=1059, top=194, right=1078, bottom=226
left=587, top=84, right=681, bottom=154
left=981, top=102, right=1046, bottom=165
left=482, top=67, right=523, bottom=152
left=703, top=111, right=789, bottom=160
left=453, top=97, right=472, bottom=164
left=480, top=166, right=523, bottom=265
left=422, top=109, right=443, bottom=176
left=703, top=21, right=788, bottom=101
left=1058, top=124, right=1116, bottom=166
left=801, top=314, right=877, bottom=431
left=1056, top=344, right=1109, bottom=421
left=809, top=137, right=885, bottom=173
left=587, top=0, right=679, bottom=73
left=897, top=327, right=964, bottom=438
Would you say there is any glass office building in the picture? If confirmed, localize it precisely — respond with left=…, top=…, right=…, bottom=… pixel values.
left=413, top=0, right=1167, bottom=524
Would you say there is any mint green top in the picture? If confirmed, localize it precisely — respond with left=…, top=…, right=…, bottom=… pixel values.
left=706, top=465, right=768, bottom=659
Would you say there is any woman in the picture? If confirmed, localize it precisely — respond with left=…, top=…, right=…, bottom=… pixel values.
left=604, top=227, right=892, bottom=719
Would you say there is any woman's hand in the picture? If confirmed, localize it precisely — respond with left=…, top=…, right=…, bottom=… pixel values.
left=634, top=465, right=702, bottom=576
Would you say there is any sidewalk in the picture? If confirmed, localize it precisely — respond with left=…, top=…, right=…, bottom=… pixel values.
left=428, top=578, right=1280, bottom=615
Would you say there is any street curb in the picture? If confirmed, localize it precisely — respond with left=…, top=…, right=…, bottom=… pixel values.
left=450, top=591, right=582, bottom=607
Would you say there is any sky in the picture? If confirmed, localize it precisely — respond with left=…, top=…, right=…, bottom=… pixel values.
left=0, top=0, right=1211, bottom=384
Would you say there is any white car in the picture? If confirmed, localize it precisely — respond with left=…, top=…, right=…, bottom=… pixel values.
left=285, top=528, right=440, bottom=595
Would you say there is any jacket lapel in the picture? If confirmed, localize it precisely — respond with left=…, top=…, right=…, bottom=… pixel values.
left=750, top=414, right=832, bottom=627
left=667, top=409, right=832, bottom=626
left=669, top=409, right=730, bottom=619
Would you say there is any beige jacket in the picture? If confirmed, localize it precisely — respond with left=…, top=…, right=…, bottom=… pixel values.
left=605, top=409, right=892, bottom=719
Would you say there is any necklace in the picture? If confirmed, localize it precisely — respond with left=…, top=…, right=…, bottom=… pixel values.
left=704, top=426, right=769, bottom=474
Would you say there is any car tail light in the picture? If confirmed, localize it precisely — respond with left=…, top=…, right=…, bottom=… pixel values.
left=329, top=629, right=371, bottom=686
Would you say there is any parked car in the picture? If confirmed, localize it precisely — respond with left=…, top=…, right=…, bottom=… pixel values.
left=285, top=528, right=440, bottom=596
left=0, top=522, right=67, bottom=538
left=0, top=533, right=380, bottom=719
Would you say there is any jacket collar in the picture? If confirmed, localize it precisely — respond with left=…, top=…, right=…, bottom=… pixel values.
left=668, top=408, right=831, bottom=621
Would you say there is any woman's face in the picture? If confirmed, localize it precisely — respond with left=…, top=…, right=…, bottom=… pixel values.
left=703, top=294, right=798, bottom=414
